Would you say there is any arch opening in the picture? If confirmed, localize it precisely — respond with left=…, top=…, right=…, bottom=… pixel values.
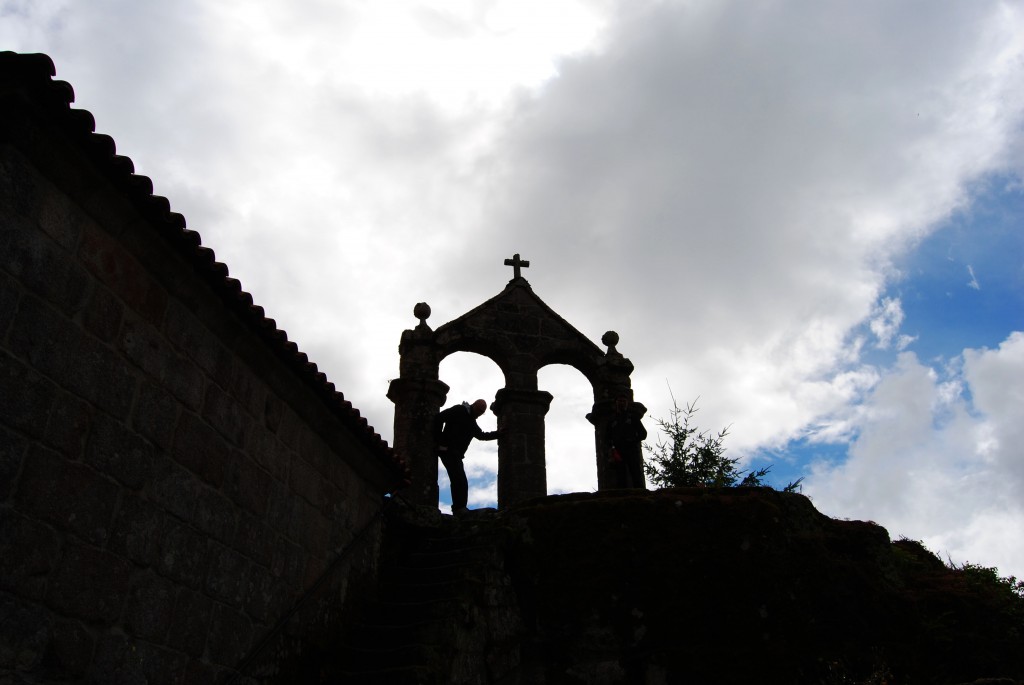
left=436, top=351, right=505, bottom=511
left=538, top=363, right=598, bottom=495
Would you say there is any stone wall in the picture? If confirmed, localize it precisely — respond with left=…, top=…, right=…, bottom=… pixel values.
left=0, top=52, right=403, bottom=683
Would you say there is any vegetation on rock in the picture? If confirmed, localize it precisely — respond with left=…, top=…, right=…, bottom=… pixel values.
left=644, top=397, right=803, bottom=491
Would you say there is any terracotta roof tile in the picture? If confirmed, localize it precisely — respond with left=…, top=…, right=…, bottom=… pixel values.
left=0, top=51, right=408, bottom=488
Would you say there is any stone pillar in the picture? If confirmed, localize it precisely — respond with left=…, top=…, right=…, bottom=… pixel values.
left=387, top=377, right=449, bottom=506
left=491, top=388, right=553, bottom=508
left=588, top=330, right=646, bottom=491
left=388, top=303, right=450, bottom=506
left=588, top=398, right=648, bottom=491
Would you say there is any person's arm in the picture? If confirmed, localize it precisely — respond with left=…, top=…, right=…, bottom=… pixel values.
left=473, top=419, right=500, bottom=441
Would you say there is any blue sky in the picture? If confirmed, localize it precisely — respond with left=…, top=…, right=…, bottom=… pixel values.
left=897, top=177, right=1023, bottom=360
left=5, top=0, right=1023, bottom=577
left=764, top=176, right=1023, bottom=486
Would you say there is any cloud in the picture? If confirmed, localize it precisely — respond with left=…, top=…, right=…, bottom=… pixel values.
left=805, top=333, right=1024, bottom=578
left=966, top=264, right=981, bottom=290
left=869, top=298, right=907, bottom=350
left=478, top=0, right=1024, bottom=452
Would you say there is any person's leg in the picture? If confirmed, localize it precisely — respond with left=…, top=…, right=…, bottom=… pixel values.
left=441, top=454, right=469, bottom=511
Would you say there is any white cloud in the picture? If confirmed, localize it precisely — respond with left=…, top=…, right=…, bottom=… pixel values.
left=806, top=333, right=1024, bottom=578
left=866, top=298, right=918, bottom=354
left=479, top=0, right=1024, bottom=456
left=966, top=264, right=981, bottom=290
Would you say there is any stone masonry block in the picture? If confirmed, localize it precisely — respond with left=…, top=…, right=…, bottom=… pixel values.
left=297, top=430, right=331, bottom=479
left=108, top=492, right=169, bottom=568
left=132, top=380, right=179, bottom=452
left=206, top=603, right=254, bottom=668
left=271, top=538, right=306, bottom=587
left=234, top=512, right=276, bottom=570
left=81, top=282, right=124, bottom=343
left=91, top=633, right=189, bottom=685
left=180, top=659, right=230, bottom=685
left=123, top=569, right=176, bottom=642
left=172, top=411, right=227, bottom=487
left=276, top=405, right=303, bottom=452
left=282, top=494, right=311, bottom=546
left=120, top=311, right=168, bottom=380
left=15, top=444, right=120, bottom=545
left=66, top=332, right=137, bottom=419
left=191, top=484, right=238, bottom=546
left=162, top=352, right=204, bottom=411
left=49, top=616, right=96, bottom=679
left=0, top=509, right=60, bottom=601
left=46, top=537, right=132, bottom=624
left=7, top=294, right=77, bottom=382
left=289, top=456, right=325, bottom=510
left=0, top=591, right=52, bottom=674
left=1, top=220, right=87, bottom=315
left=37, top=182, right=84, bottom=252
left=202, top=382, right=246, bottom=447
left=149, top=455, right=200, bottom=522
left=242, top=562, right=279, bottom=624
left=205, top=541, right=249, bottom=608
left=247, top=428, right=288, bottom=482
left=157, top=520, right=210, bottom=590
left=229, top=359, right=268, bottom=423
left=166, top=586, right=212, bottom=658
left=0, top=147, right=41, bottom=219
left=85, top=413, right=153, bottom=490
left=43, top=389, right=93, bottom=458
left=0, top=271, right=20, bottom=338
left=0, top=423, right=28, bottom=502
left=301, top=510, right=332, bottom=558
left=163, top=299, right=223, bottom=377
left=263, top=392, right=282, bottom=433
left=264, top=477, right=291, bottom=536
left=78, top=222, right=167, bottom=325
left=224, top=453, right=270, bottom=518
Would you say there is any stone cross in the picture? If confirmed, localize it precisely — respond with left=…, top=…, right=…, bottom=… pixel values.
left=504, top=253, right=530, bottom=280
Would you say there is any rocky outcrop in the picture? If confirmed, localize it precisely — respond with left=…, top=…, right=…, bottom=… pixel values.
left=306, top=488, right=1024, bottom=684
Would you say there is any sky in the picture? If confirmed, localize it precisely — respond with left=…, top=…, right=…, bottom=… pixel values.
left=4, top=1, right=1023, bottom=578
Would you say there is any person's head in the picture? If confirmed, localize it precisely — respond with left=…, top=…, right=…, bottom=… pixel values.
left=470, top=399, right=488, bottom=417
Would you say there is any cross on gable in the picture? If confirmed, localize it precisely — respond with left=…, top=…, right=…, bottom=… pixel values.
left=504, top=253, right=530, bottom=280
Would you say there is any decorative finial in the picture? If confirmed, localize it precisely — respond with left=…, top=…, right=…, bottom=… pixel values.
left=413, top=302, right=431, bottom=329
left=503, top=253, right=530, bottom=280
left=602, top=330, right=619, bottom=354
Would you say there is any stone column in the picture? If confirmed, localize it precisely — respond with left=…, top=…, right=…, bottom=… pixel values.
left=491, top=388, right=553, bottom=508
left=387, top=377, right=449, bottom=506
left=588, top=398, right=648, bottom=491
left=588, top=330, right=646, bottom=491
left=388, top=303, right=450, bottom=506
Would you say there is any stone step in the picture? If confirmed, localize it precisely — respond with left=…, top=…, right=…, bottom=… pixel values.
left=329, top=662, right=437, bottom=684
left=382, top=560, right=483, bottom=586
left=370, top=595, right=471, bottom=625
left=335, top=641, right=441, bottom=674
left=342, top=616, right=457, bottom=648
left=403, top=544, right=493, bottom=567
left=379, top=576, right=481, bottom=604
left=321, top=510, right=505, bottom=683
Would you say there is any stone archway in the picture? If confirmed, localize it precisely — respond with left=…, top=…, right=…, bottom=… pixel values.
left=387, top=255, right=646, bottom=509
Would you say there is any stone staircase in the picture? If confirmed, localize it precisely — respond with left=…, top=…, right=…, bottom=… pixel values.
left=323, top=506, right=523, bottom=684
